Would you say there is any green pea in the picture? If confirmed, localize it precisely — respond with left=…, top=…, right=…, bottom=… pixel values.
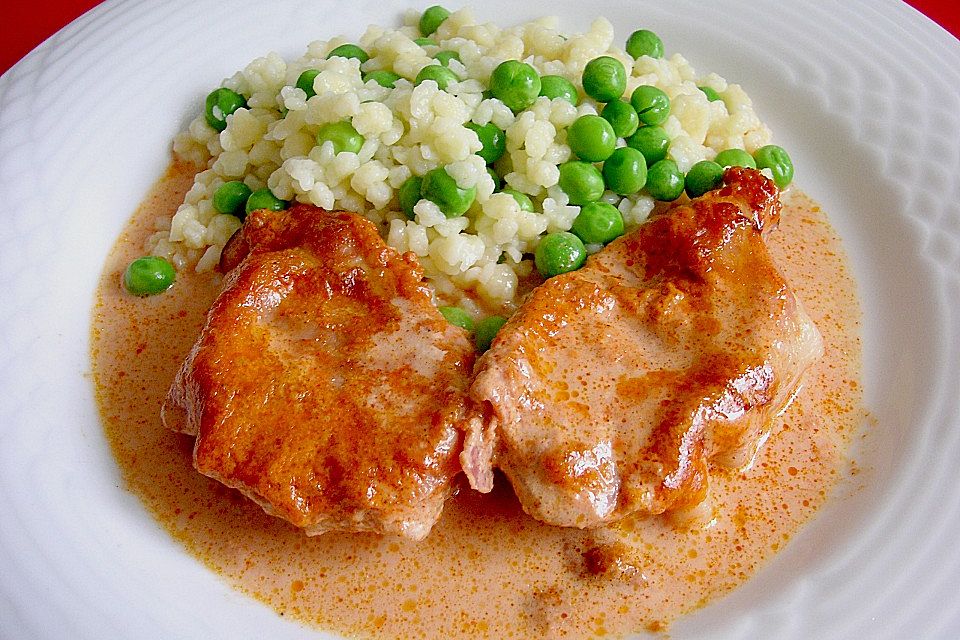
left=434, top=50, right=460, bottom=66
left=558, top=161, right=605, bottom=205
left=316, top=120, right=364, bottom=154
left=501, top=188, right=534, bottom=212
left=204, top=87, right=246, bottom=132
left=626, top=125, right=670, bottom=165
left=630, top=85, right=670, bottom=126
left=539, top=75, right=579, bottom=106
left=582, top=56, right=627, bottom=103
left=465, top=122, right=506, bottom=164
left=535, top=232, right=587, bottom=278
left=415, top=64, right=459, bottom=90
left=123, top=256, right=176, bottom=296
left=326, top=44, right=369, bottom=63
left=714, top=148, right=756, bottom=169
left=413, top=37, right=438, bottom=47
left=626, top=29, right=664, bottom=59
left=567, top=114, right=616, bottom=162
left=571, top=202, right=625, bottom=245
left=600, top=99, right=639, bottom=138
left=645, top=159, right=684, bottom=201
left=398, top=175, right=423, bottom=219
left=489, top=60, right=541, bottom=112
left=753, top=144, right=794, bottom=188
left=245, top=188, right=288, bottom=215
left=486, top=167, right=502, bottom=190
left=685, top=160, right=725, bottom=198
left=698, top=86, right=722, bottom=102
left=421, top=166, right=476, bottom=217
left=602, top=146, right=648, bottom=195
left=438, top=305, right=474, bottom=331
left=296, top=69, right=320, bottom=99
left=419, top=5, right=451, bottom=37
left=364, top=70, right=402, bottom=88
left=213, top=181, right=253, bottom=216
left=475, top=315, right=507, bottom=352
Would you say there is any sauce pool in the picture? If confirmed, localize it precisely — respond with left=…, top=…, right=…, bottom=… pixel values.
left=91, top=161, right=863, bottom=638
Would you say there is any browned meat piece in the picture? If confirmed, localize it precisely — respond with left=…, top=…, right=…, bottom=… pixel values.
left=467, top=167, right=823, bottom=528
left=162, top=205, right=476, bottom=540
left=581, top=541, right=643, bottom=581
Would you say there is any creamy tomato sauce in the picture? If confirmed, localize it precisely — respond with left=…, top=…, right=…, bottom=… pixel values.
left=92, top=161, right=862, bottom=638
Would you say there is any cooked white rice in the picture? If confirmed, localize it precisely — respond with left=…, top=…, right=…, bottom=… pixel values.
left=148, top=9, right=772, bottom=317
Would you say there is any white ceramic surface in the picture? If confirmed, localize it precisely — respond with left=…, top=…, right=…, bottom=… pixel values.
left=1, top=1, right=958, bottom=638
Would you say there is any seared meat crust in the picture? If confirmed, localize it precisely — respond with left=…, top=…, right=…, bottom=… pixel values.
left=163, top=205, right=475, bottom=540
left=468, top=168, right=823, bottom=527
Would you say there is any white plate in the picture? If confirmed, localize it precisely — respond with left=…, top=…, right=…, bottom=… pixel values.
left=1, top=1, right=958, bottom=638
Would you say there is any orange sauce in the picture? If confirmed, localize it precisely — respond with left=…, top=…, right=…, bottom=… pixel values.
left=91, top=161, right=863, bottom=638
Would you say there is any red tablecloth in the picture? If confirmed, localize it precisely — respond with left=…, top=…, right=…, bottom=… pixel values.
left=3, top=1, right=958, bottom=76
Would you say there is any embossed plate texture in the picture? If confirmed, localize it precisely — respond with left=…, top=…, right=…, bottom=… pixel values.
left=1, top=1, right=958, bottom=638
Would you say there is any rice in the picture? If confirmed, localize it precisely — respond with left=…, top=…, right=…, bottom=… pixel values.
left=150, top=8, right=773, bottom=317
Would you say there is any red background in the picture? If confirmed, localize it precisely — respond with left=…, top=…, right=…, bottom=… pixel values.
left=2, top=1, right=958, bottom=75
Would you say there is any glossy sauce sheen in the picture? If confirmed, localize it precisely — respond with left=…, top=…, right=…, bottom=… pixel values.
left=92, top=162, right=863, bottom=638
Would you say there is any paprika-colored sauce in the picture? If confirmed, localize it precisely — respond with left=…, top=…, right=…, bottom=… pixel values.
left=92, top=161, right=863, bottom=638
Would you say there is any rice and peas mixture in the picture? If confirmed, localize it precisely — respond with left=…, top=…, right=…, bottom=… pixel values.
left=144, top=6, right=785, bottom=331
